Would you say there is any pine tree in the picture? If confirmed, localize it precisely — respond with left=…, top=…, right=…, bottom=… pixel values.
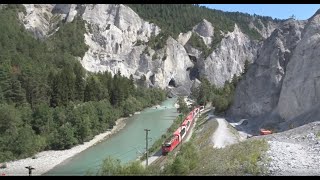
left=78, top=115, right=92, bottom=143
left=73, top=62, right=85, bottom=102
left=129, top=74, right=135, bottom=94
left=48, top=71, right=59, bottom=107
left=9, top=76, right=26, bottom=105
left=57, top=65, right=76, bottom=106
left=0, top=66, right=11, bottom=102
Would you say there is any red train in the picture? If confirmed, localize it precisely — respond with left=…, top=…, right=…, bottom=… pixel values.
left=161, top=105, right=204, bottom=155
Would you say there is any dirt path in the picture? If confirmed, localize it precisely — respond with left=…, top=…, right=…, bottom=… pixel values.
left=211, top=118, right=238, bottom=148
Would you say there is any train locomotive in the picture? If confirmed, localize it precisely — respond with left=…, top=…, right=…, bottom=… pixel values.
left=161, top=105, right=204, bottom=155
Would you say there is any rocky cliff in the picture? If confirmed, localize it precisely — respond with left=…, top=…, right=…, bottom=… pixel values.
left=198, top=24, right=260, bottom=87
left=229, top=19, right=305, bottom=118
left=20, top=4, right=277, bottom=95
left=229, top=11, right=320, bottom=130
left=278, top=14, right=320, bottom=122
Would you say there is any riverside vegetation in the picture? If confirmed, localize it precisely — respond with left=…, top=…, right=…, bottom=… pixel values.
left=0, top=5, right=166, bottom=163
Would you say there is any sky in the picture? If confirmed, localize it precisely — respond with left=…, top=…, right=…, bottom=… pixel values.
left=202, top=4, right=320, bottom=20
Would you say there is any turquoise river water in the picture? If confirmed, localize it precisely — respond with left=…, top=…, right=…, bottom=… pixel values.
left=44, top=98, right=178, bottom=175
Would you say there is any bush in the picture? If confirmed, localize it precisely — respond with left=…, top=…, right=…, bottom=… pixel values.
left=213, top=95, right=229, bottom=114
left=177, top=96, right=189, bottom=114
left=187, top=33, right=210, bottom=57
left=98, top=156, right=146, bottom=176
left=152, top=53, right=157, bottom=60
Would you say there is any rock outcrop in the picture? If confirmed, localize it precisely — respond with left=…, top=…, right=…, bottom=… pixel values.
left=229, top=11, right=320, bottom=129
left=21, top=4, right=57, bottom=39
left=278, top=14, right=320, bottom=121
left=229, top=19, right=304, bottom=118
left=199, top=24, right=260, bottom=87
left=160, top=37, right=194, bottom=94
left=80, top=4, right=160, bottom=76
left=193, top=19, right=214, bottom=47
left=177, top=31, right=192, bottom=46
left=249, top=20, right=279, bottom=39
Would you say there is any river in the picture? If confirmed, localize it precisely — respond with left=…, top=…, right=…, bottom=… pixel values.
left=44, top=98, right=178, bottom=175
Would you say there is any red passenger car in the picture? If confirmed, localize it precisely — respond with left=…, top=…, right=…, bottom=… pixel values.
left=161, top=106, right=201, bottom=155
left=162, top=128, right=181, bottom=155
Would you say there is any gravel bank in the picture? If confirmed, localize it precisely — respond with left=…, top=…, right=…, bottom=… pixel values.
left=263, top=121, right=320, bottom=175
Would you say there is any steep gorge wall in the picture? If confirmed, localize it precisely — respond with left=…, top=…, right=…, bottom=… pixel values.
left=229, top=12, right=320, bottom=128
left=229, top=19, right=305, bottom=119
left=20, top=4, right=277, bottom=95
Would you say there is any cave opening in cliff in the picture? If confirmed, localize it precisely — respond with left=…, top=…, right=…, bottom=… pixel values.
left=168, top=78, right=177, bottom=87
left=149, top=74, right=155, bottom=85
left=189, top=55, right=197, bottom=63
left=189, top=66, right=200, bottom=81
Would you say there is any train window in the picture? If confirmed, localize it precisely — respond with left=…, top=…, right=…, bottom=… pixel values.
left=180, top=128, right=186, bottom=137
left=164, top=135, right=176, bottom=147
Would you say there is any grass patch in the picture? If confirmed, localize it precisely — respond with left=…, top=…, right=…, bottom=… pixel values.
left=190, top=139, right=269, bottom=175
left=189, top=116, right=269, bottom=175
left=317, top=131, right=320, bottom=139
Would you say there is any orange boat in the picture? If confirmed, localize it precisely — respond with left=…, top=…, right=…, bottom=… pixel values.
left=260, top=129, right=272, bottom=135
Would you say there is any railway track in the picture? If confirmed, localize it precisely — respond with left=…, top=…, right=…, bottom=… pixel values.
left=150, top=155, right=167, bottom=166
left=147, top=107, right=209, bottom=167
left=149, top=114, right=199, bottom=166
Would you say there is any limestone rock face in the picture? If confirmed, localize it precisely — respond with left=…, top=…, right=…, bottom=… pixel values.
left=193, top=19, right=214, bottom=47
left=80, top=4, right=160, bottom=77
left=193, top=19, right=214, bottom=37
left=21, top=4, right=57, bottom=39
left=177, top=31, right=192, bottom=46
left=20, top=4, right=290, bottom=99
left=229, top=19, right=304, bottom=118
left=249, top=20, right=279, bottom=39
left=278, top=14, right=320, bottom=121
left=199, top=24, right=260, bottom=87
left=160, top=37, right=194, bottom=93
left=229, top=14, right=320, bottom=128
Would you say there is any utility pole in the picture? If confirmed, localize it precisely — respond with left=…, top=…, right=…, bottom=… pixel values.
left=179, top=114, right=183, bottom=126
left=25, top=166, right=35, bottom=176
left=144, top=129, right=150, bottom=166
left=179, top=114, right=183, bottom=148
